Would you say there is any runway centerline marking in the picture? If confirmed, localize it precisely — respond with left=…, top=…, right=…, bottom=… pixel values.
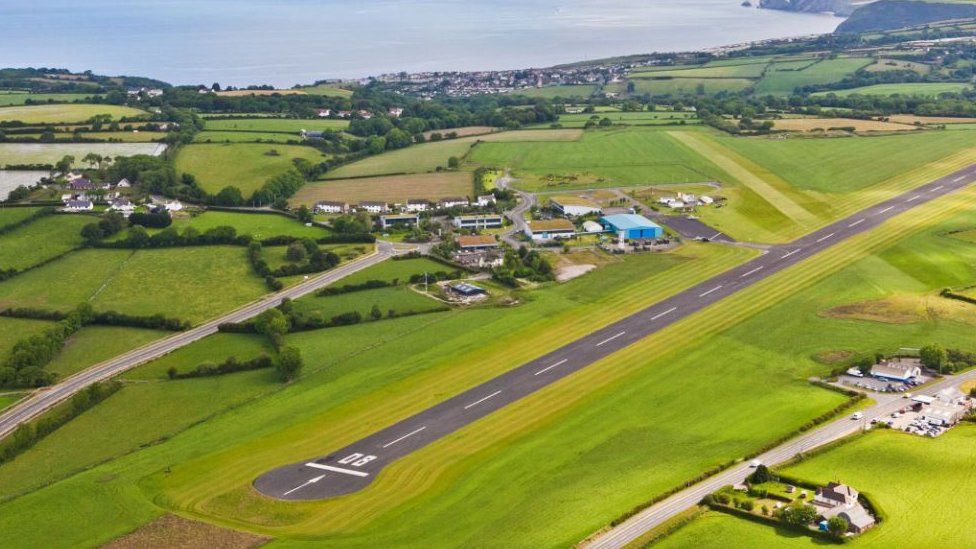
left=931, top=185, right=944, bottom=192
left=740, top=266, right=764, bottom=278
left=595, top=331, right=626, bottom=347
left=953, top=176, right=966, bottom=182
left=382, top=426, right=426, bottom=448
left=699, top=286, right=723, bottom=298
left=848, top=219, right=865, bottom=228
left=305, top=463, right=370, bottom=477
left=464, top=390, right=502, bottom=410
left=816, top=233, right=835, bottom=243
left=906, top=195, right=921, bottom=203
left=878, top=206, right=895, bottom=214
left=780, top=249, right=802, bottom=259
left=651, top=307, right=677, bottom=321
left=535, top=359, right=568, bottom=376
left=283, top=474, right=326, bottom=496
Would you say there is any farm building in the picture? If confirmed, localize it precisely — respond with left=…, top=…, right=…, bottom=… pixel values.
left=870, top=358, right=922, bottom=382
left=550, top=196, right=602, bottom=217
left=380, top=214, right=419, bottom=229
left=314, top=201, right=347, bottom=214
left=458, top=235, right=499, bottom=251
left=525, top=218, right=576, bottom=241
left=454, top=214, right=504, bottom=230
left=451, top=282, right=487, bottom=297
left=600, top=214, right=663, bottom=240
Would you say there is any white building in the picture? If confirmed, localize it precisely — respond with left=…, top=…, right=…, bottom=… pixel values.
left=62, top=199, right=93, bottom=212
left=454, top=215, right=504, bottom=230
left=163, top=200, right=183, bottom=212
left=440, top=197, right=470, bottom=209
left=870, top=358, right=922, bottom=382
left=109, top=198, right=135, bottom=214
left=405, top=199, right=430, bottom=212
left=476, top=194, right=496, bottom=207
left=525, top=219, right=576, bottom=241
left=358, top=201, right=389, bottom=214
left=550, top=197, right=602, bottom=217
left=116, top=178, right=131, bottom=188
left=314, top=201, right=347, bottom=214
left=388, top=107, right=404, bottom=118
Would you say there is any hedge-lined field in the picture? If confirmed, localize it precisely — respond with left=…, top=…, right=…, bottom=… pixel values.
left=174, top=143, right=328, bottom=195
left=0, top=104, right=146, bottom=124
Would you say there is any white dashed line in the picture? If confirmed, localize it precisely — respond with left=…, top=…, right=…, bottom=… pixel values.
left=878, top=206, right=895, bottom=214
left=740, top=266, right=764, bottom=278
left=535, top=359, right=568, bottom=376
left=931, top=185, right=944, bottom=192
left=382, top=426, right=426, bottom=448
left=464, top=390, right=502, bottom=410
left=780, top=249, right=802, bottom=259
left=953, top=176, right=966, bottom=182
left=595, top=331, right=627, bottom=347
left=699, top=286, right=723, bottom=298
left=650, top=307, right=677, bottom=321
left=816, top=233, right=835, bottom=243
left=848, top=219, right=865, bottom=228
left=906, top=195, right=920, bottom=203
left=305, top=463, right=370, bottom=477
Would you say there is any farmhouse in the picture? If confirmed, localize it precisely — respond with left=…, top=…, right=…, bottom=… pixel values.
left=870, top=358, right=922, bottom=382
left=550, top=196, right=602, bottom=217
left=454, top=214, right=504, bottom=230
left=812, top=482, right=876, bottom=534
left=67, top=178, right=96, bottom=191
left=358, top=201, right=390, bottom=213
left=62, top=199, right=93, bottom=212
left=476, top=194, right=496, bottom=207
left=600, top=214, right=664, bottom=240
left=405, top=199, right=430, bottom=212
left=314, top=201, right=347, bottom=214
left=116, top=178, right=131, bottom=188
left=162, top=200, right=183, bottom=212
left=525, top=218, right=576, bottom=241
left=109, top=198, right=135, bottom=214
left=458, top=235, right=499, bottom=251
left=380, top=214, right=419, bottom=229
left=440, top=197, right=470, bottom=209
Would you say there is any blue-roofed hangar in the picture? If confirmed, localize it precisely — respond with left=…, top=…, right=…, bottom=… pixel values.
left=600, top=214, right=664, bottom=240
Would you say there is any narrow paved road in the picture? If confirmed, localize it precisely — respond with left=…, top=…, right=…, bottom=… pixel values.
left=0, top=242, right=398, bottom=441
left=498, top=173, right=534, bottom=248
left=583, top=370, right=976, bottom=548
left=253, top=165, right=976, bottom=500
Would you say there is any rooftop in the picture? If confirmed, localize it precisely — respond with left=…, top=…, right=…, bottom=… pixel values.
left=528, top=218, right=575, bottom=232
left=458, top=235, right=498, bottom=248
left=601, top=213, right=661, bottom=231
left=551, top=195, right=600, bottom=208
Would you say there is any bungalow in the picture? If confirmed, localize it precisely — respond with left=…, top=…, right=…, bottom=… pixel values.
left=358, top=201, right=389, bottom=214
left=337, top=110, right=354, bottom=119
left=314, top=201, right=347, bottom=214
left=405, top=199, right=430, bottom=212
left=550, top=196, right=602, bottom=217
left=476, top=194, right=496, bottom=207
left=67, top=178, right=96, bottom=191
left=870, top=358, right=922, bottom=382
left=162, top=200, right=183, bottom=212
left=525, top=218, right=576, bottom=241
left=109, top=198, right=135, bottom=213
left=457, top=235, right=499, bottom=251
left=388, top=107, right=404, bottom=118
left=700, top=195, right=714, bottom=205
left=454, top=214, right=504, bottom=230
left=440, top=197, right=470, bottom=209
left=379, top=213, right=419, bottom=229
left=62, top=199, right=93, bottom=212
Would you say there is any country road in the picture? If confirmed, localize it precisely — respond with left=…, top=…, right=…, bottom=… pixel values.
left=583, top=369, right=976, bottom=548
left=253, top=165, right=976, bottom=501
left=497, top=173, right=534, bottom=247
left=0, top=241, right=398, bottom=441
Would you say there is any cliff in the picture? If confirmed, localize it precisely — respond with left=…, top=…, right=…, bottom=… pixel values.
left=758, top=0, right=860, bottom=16
left=835, top=1, right=976, bottom=33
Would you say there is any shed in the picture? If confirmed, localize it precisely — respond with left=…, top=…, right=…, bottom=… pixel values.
left=451, top=283, right=487, bottom=297
left=600, top=214, right=663, bottom=240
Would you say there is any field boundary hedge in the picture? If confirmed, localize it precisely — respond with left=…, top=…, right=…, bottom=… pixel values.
left=168, top=354, right=273, bottom=380
left=0, top=206, right=54, bottom=235
left=0, top=307, right=192, bottom=331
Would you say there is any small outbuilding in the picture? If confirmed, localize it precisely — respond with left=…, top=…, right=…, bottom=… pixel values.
left=451, top=282, right=487, bottom=297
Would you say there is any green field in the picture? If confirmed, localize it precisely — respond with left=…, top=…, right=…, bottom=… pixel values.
left=0, top=93, right=102, bottom=107
left=545, top=111, right=699, bottom=128
left=204, top=118, right=349, bottom=133
left=46, top=326, right=165, bottom=378
left=0, top=142, right=164, bottom=166
left=340, top=257, right=457, bottom=285
left=298, top=84, right=355, bottom=97
left=174, top=143, right=328, bottom=195
left=630, top=60, right=769, bottom=79
left=193, top=131, right=300, bottom=143
left=754, top=58, right=873, bottom=95
left=0, top=104, right=146, bottom=124
left=0, top=214, right=91, bottom=270
left=123, top=333, right=273, bottom=381
left=293, top=286, right=447, bottom=319
left=171, top=211, right=330, bottom=239
left=0, top=207, right=43, bottom=230
left=0, top=317, right=52, bottom=363
left=658, top=427, right=976, bottom=548
left=0, top=247, right=267, bottom=322
left=612, top=78, right=754, bottom=96
left=0, top=394, right=21, bottom=412
left=812, top=82, right=973, bottom=98
left=507, top=84, right=599, bottom=99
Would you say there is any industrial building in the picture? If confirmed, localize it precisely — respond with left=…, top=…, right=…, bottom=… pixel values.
left=600, top=214, right=664, bottom=240
left=525, top=218, right=576, bottom=241
left=550, top=196, right=603, bottom=217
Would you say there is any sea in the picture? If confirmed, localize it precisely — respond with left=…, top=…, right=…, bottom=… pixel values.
left=0, top=0, right=841, bottom=87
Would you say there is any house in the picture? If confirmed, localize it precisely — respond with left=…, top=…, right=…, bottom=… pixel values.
left=67, top=178, right=96, bottom=191
left=525, top=218, right=576, bottom=241
left=440, top=197, right=470, bottom=209
left=163, top=200, right=183, bottom=212
left=700, top=195, right=714, bottom=205
left=62, top=199, right=93, bottom=212
left=388, top=107, right=404, bottom=118
left=458, top=235, right=499, bottom=251
left=357, top=110, right=373, bottom=119
left=358, top=201, right=389, bottom=214
left=314, top=201, right=347, bottom=214
left=454, top=214, right=504, bottom=230
left=550, top=196, right=602, bottom=217
left=813, top=482, right=876, bottom=534
left=315, top=108, right=332, bottom=117
left=600, top=214, right=664, bottom=240
left=659, top=197, right=687, bottom=210
left=116, top=178, right=131, bottom=188
left=815, top=482, right=859, bottom=509
left=476, top=194, right=496, bottom=207
left=65, top=171, right=85, bottom=181
left=379, top=214, right=419, bottom=229
left=337, top=110, right=354, bottom=119
left=109, top=198, right=135, bottom=213
left=404, top=199, right=430, bottom=212
left=870, top=358, right=922, bottom=382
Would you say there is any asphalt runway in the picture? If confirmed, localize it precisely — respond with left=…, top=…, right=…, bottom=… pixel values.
left=254, top=166, right=976, bottom=500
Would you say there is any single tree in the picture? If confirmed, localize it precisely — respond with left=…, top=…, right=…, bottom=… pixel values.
left=827, top=516, right=849, bottom=538
left=370, top=304, right=382, bottom=321
left=296, top=204, right=313, bottom=224
left=276, top=346, right=304, bottom=382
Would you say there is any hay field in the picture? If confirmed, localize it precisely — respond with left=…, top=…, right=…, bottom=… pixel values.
left=772, top=118, right=918, bottom=132
left=292, top=172, right=472, bottom=205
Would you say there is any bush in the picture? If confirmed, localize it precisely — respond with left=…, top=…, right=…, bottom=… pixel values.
left=129, top=211, right=172, bottom=229
left=276, top=346, right=303, bottom=382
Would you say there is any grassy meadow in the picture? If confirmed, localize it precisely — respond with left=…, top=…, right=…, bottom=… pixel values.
left=170, top=211, right=330, bottom=239
left=813, top=82, right=973, bottom=98
left=194, top=131, right=301, bottom=143
left=545, top=110, right=699, bottom=128
left=46, top=326, right=165, bottom=378
left=0, top=93, right=101, bottom=106
left=0, top=317, right=52, bottom=362
left=507, top=85, right=599, bottom=99
left=292, top=286, right=447, bottom=319
left=175, top=143, right=328, bottom=195
left=0, top=143, right=164, bottom=166
left=204, top=118, right=348, bottom=133
left=0, top=104, right=146, bottom=124
left=0, top=207, right=44, bottom=230
left=753, top=58, right=873, bottom=95
left=291, top=172, right=472, bottom=205
left=0, top=214, right=91, bottom=270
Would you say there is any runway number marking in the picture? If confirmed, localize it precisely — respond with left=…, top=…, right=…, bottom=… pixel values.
left=650, top=307, right=677, bottom=321
left=815, top=233, right=835, bottom=243
left=740, top=266, right=764, bottom=278
left=464, top=390, right=502, bottom=410
left=848, top=219, right=865, bottom=228
left=780, top=249, right=802, bottom=259
left=878, top=206, right=895, bottom=214
left=337, top=453, right=377, bottom=467
left=595, top=331, right=626, bottom=347
left=382, top=426, right=426, bottom=448
left=535, top=358, right=568, bottom=376
left=699, top=286, right=723, bottom=298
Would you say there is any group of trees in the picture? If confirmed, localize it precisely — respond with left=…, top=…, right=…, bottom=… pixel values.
left=920, top=344, right=976, bottom=374
left=492, top=247, right=554, bottom=287
left=0, top=305, right=93, bottom=388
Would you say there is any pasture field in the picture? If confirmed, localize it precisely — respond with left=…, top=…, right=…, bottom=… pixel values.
left=298, top=84, right=354, bottom=97
left=0, top=247, right=267, bottom=322
left=0, top=394, right=21, bottom=412
left=812, top=82, right=973, bottom=98
left=0, top=104, right=146, bottom=124
left=0, top=143, right=164, bottom=166
left=611, top=77, right=754, bottom=96
left=340, top=257, right=457, bottom=285
left=194, top=131, right=301, bottom=143
left=544, top=111, right=699, bottom=128
left=0, top=93, right=101, bottom=106
left=658, top=427, right=976, bottom=548
left=291, top=172, right=472, bottom=206
left=0, top=207, right=43, bottom=229
left=204, top=118, right=349, bottom=133
left=170, top=211, right=330, bottom=239
left=422, top=126, right=497, bottom=139
left=630, top=60, right=769, bottom=79
left=771, top=117, right=918, bottom=132
left=864, top=58, right=931, bottom=73
left=754, top=57, right=873, bottom=95
left=0, top=317, right=52, bottom=362
left=214, top=89, right=305, bottom=97
left=507, top=84, right=599, bottom=99
left=46, top=326, right=165, bottom=378
left=174, top=143, right=328, bottom=195
left=0, top=213, right=91, bottom=270
left=324, top=129, right=582, bottom=179
left=72, top=131, right=168, bottom=142
left=292, top=286, right=447, bottom=319
left=124, top=333, right=272, bottom=381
